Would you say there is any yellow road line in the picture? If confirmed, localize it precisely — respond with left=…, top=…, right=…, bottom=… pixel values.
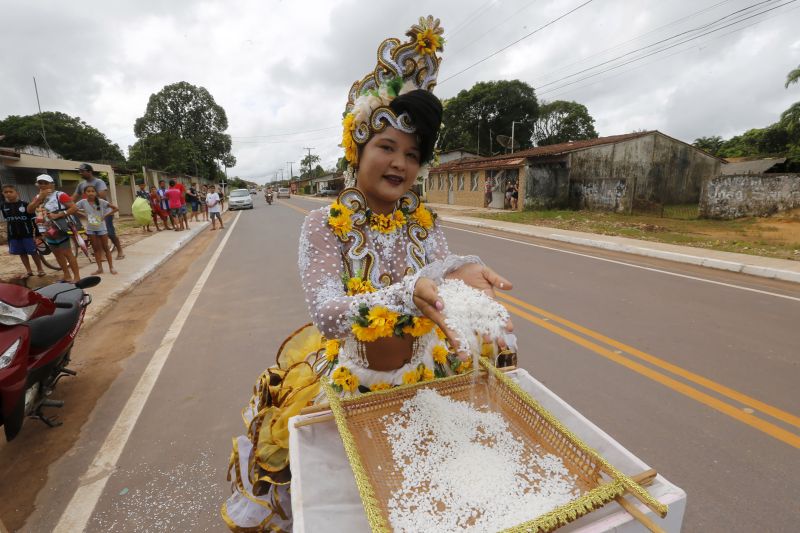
left=284, top=198, right=800, bottom=447
left=501, top=301, right=800, bottom=449
left=277, top=199, right=310, bottom=216
left=498, top=292, right=800, bottom=430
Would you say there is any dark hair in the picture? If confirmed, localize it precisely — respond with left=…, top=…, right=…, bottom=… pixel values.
left=169, top=179, right=176, bottom=186
left=84, top=185, right=101, bottom=208
left=2, top=184, right=16, bottom=191
left=388, top=90, right=443, bottom=164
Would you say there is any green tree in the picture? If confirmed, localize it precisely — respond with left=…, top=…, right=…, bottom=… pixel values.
left=785, top=64, right=800, bottom=88
left=130, top=81, right=235, bottom=178
left=531, top=100, right=598, bottom=146
left=300, top=153, right=321, bottom=178
left=438, top=80, right=539, bottom=154
left=693, top=136, right=725, bottom=156
left=0, top=111, right=124, bottom=163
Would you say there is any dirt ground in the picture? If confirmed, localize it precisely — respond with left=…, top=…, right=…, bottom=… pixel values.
left=0, top=214, right=228, bottom=532
left=0, top=217, right=160, bottom=286
left=476, top=207, right=800, bottom=260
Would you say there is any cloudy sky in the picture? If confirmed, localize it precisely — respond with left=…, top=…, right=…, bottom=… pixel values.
left=2, top=0, right=799, bottom=183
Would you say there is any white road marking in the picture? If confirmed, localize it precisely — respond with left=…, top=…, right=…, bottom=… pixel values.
left=441, top=224, right=800, bottom=303
left=53, top=212, right=242, bottom=533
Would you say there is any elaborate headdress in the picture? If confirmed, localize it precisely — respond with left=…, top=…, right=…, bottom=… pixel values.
left=341, top=16, right=444, bottom=181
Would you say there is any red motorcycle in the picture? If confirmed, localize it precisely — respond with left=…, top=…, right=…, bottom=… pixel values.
left=0, top=276, right=100, bottom=441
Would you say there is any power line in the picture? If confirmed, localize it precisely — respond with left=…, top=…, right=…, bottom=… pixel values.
left=448, top=0, right=498, bottom=39
left=535, top=0, right=779, bottom=91
left=536, top=0, right=797, bottom=96
left=539, top=2, right=800, bottom=101
left=439, top=0, right=597, bottom=85
left=529, top=0, right=737, bottom=84
left=448, top=0, right=541, bottom=57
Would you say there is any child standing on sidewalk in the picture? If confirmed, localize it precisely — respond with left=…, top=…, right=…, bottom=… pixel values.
left=166, top=180, right=186, bottom=231
left=1, top=184, right=45, bottom=278
left=76, top=185, right=119, bottom=275
left=206, top=184, right=224, bottom=230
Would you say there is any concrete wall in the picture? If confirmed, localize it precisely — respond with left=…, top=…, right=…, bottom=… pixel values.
left=700, top=173, right=800, bottom=219
left=524, top=163, right=569, bottom=209
left=564, top=133, right=720, bottom=212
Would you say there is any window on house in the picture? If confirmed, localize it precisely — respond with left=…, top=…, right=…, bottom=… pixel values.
left=448, top=173, right=455, bottom=191
left=438, top=174, right=444, bottom=190
left=470, top=172, right=479, bottom=191
left=458, top=173, right=465, bottom=191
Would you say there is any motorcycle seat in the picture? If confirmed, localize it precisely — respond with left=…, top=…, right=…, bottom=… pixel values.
left=27, top=289, right=83, bottom=353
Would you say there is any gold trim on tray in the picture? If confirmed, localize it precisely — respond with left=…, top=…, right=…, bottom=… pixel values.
left=324, top=358, right=668, bottom=533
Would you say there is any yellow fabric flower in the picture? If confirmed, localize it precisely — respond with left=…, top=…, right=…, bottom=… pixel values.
left=328, top=202, right=354, bottom=239
left=402, top=369, right=420, bottom=385
left=369, top=212, right=395, bottom=233
left=434, top=327, right=447, bottom=341
left=419, top=366, right=435, bottom=382
left=332, top=366, right=350, bottom=386
left=346, top=277, right=376, bottom=295
left=367, top=306, right=398, bottom=337
left=411, top=204, right=434, bottom=229
left=370, top=382, right=392, bottom=391
left=352, top=322, right=381, bottom=342
left=432, top=344, right=448, bottom=365
left=342, top=113, right=358, bottom=166
left=325, top=339, right=340, bottom=362
left=481, top=342, right=495, bottom=358
left=415, top=28, right=441, bottom=56
left=342, top=373, right=360, bottom=393
left=393, top=210, right=406, bottom=227
left=403, top=316, right=435, bottom=337
left=456, top=358, right=473, bottom=374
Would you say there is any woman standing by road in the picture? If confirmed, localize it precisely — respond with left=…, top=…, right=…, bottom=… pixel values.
left=27, top=174, right=81, bottom=283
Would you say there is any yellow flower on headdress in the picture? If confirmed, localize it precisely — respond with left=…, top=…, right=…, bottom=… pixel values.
left=432, top=344, right=448, bottom=365
left=411, top=203, right=434, bottom=229
left=325, top=339, right=340, bottom=362
left=370, top=382, right=392, bottom=391
left=342, top=113, right=358, bottom=166
left=328, top=202, right=353, bottom=238
left=402, top=369, right=420, bottom=385
left=402, top=316, right=435, bottom=337
left=415, top=28, right=442, bottom=56
left=346, top=277, right=376, bottom=295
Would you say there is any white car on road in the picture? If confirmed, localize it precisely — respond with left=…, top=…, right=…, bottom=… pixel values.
left=228, top=189, right=254, bottom=210
left=277, top=188, right=291, bottom=198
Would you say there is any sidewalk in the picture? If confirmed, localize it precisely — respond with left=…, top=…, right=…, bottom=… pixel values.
left=295, top=195, right=800, bottom=283
left=82, top=219, right=215, bottom=327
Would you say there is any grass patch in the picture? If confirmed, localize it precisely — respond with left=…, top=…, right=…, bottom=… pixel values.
left=477, top=209, right=800, bottom=260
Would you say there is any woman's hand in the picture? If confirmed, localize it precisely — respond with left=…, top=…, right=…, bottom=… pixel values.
left=413, top=264, right=515, bottom=357
left=412, top=277, right=463, bottom=354
left=445, top=263, right=515, bottom=351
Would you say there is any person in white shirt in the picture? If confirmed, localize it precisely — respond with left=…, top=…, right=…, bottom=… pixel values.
left=205, top=185, right=224, bottom=230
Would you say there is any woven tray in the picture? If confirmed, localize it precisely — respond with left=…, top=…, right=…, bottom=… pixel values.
left=324, top=359, right=667, bottom=532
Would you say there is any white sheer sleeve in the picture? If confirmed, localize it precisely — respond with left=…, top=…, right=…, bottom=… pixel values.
left=298, top=208, right=418, bottom=339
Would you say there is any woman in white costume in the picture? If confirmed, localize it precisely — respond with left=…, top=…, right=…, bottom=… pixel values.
left=222, top=16, right=515, bottom=531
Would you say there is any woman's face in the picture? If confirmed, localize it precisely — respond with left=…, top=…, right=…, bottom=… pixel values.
left=357, top=127, right=421, bottom=214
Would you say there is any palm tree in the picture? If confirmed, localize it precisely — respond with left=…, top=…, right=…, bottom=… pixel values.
left=786, top=65, right=800, bottom=88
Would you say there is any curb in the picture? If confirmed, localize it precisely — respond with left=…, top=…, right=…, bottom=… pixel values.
left=438, top=215, right=800, bottom=284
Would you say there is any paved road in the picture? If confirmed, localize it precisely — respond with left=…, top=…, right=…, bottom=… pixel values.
left=19, top=194, right=800, bottom=532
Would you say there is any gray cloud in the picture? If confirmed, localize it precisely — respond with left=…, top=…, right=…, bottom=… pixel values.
left=2, top=0, right=798, bottom=183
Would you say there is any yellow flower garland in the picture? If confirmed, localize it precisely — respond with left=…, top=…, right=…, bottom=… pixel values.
left=410, top=203, right=434, bottom=229
left=325, top=339, right=340, bottom=362
left=432, top=344, right=448, bottom=365
left=402, top=316, right=435, bottom=337
left=369, top=210, right=407, bottom=234
left=328, top=202, right=354, bottom=239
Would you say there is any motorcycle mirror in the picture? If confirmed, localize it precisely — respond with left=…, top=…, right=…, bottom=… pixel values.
left=74, top=276, right=102, bottom=290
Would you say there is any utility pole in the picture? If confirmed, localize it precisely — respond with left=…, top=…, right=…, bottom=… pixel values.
left=32, top=76, right=52, bottom=154
left=511, top=121, right=526, bottom=154
left=287, top=162, right=294, bottom=180
left=303, top=147, right=315, bottom=159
